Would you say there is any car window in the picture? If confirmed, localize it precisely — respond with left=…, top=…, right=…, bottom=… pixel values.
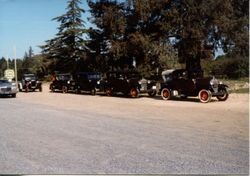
left=0, top=80, right=9, bottom=84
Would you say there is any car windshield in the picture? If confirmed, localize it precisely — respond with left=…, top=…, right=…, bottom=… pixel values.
left=0, top=80, right=9, bottom=84
left=24, top=76, right=36, bottom=80
left=57, top=74, right=71, bottom=81
left=163, top=74, right=172, bottom=82
left=88, top=74, right=101, bottom=80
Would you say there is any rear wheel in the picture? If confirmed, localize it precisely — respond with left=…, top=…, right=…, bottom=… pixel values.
left=12, top=94, right=16, bottom=98
left=130, top=88, right=139, bottom=98
left=39, top=86, right=42, bottom=92
left=161, top=88, right=171, bottom=100
left=198, top=89, right=212, bottom=103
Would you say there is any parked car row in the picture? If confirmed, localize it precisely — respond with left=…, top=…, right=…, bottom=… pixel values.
left=0, top=69, right=229, bottom=103
left=48, top=69, right=229, bottom=103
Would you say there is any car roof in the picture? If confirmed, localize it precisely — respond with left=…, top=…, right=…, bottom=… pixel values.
left=24, top=74, right=36, bottom=76
left=56, top=73, right=71, bottom=76
left=161, top=69, right=175, bottom=76
left=162, top=69, right=186, bottom=76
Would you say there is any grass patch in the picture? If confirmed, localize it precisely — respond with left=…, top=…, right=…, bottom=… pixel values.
left=230, top=88, right=249, bottom=94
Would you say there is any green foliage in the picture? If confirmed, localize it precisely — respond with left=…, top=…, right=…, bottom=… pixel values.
left=41, top=0, right=87, bottom=73
left=202, top=55, right=249, bottom=79
left=87, top=0, right=248, bottom=77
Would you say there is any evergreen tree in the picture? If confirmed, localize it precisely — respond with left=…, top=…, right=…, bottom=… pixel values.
left=41, top=0, right=87, bottom=73
left=28, top=46, right=34, bottom=58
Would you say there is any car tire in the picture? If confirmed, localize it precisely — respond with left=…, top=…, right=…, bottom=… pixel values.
left=161, top=88, right=171, bottom=100
left=130, top=88, right=139, bottom=98
left=106, top=88, right=113, bottom=96
left=90, top=88, right=96, bottom=96
left=198, top=89, right=212, bottom=103
left=216, top=88, right=229, bottom=101
left=62, top=86, right=68, bottom=93
left=39, top=87, right=42, bottom=92
left=75, top=88, right=81, bottom=94
left=12, top=94, right=16, bottom=98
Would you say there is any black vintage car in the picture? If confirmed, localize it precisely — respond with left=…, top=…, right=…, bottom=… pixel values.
left=160, top=69, right=229, bottom=103
left=69, top=72, right=101, bottom=95
left=18, top=74, right=42, bottom=92
left=49, top=73, right=72, bottom=93
left=102, top=71, right=141, bottom=98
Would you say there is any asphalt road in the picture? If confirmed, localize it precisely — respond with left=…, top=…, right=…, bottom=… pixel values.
left=0, top=89, right=249, bottom=174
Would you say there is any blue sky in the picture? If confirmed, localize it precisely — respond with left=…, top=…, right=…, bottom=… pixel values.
left=0, top=0, right=91, bottom=59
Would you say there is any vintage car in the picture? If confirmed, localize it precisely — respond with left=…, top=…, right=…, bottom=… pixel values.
left=18, top=74, right=42, bottom=92
left=160, top=69, right=229, bottom=103
left=102, top=71, right=141, bottom=98
left=49, top=73, right=72, bottom=93
left=0, top=79, right=17, bottom=97
left=138, top=78, right=158, bottom=97
left=69, top=72, right=101, bottom=95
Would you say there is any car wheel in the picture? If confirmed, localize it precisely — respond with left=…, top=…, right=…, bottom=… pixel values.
left=161, top=88, right=171, bottom=100
left=217, top=88, right=229, bottom=101
left=106, top=88, right=113, bottom=96
left=198, top=89, right=212, bottom=103
left=12, top=94, right=16, bottom=98
left=75, top=88, right=81, bottom=94
left=130, top=88, right=139, bottom=98
left=62, top=86, right=68, bottom=93
left=39, top=87, right=42, bottom=92
left=148, top=90, right=156, bottom=97
left=90, top=88, right=96, bottom=96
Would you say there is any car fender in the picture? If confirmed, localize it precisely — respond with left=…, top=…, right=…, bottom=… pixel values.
left=218, top=84, right=229, bottom=89
left=18, top=82, right=23, bottom=90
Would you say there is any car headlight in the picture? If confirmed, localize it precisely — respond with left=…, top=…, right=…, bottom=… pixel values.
left=97, top=81, right=100, bottom=84
left=67, top=80, right=70, bottom=84
left=147, top=80, right=151, bottom=84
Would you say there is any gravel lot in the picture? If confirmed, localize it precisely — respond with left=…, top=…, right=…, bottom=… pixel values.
left=0, top=84, right=249, bottom=174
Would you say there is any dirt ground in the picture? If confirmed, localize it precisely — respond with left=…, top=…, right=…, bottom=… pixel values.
left=1, top=83, right=249, bottom=174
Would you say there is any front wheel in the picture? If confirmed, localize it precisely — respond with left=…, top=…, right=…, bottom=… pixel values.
left=217, top=89, right=229, bottom=101
left=106, top=87, right=113, bottom=96
left=130, top=88, right=139, bottom=98
left=39, top=86, right=42, bottom=92
left=161, top=88, right=171, bottom=100
left=198, top=89, right=212, bottom=103
left=90, top=88, right=96, bottom=96
left=62, top=86, right=68, bottom=93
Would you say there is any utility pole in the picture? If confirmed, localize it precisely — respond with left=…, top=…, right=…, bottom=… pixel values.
left=13, top=46, right=18, bottom=85
left=6, top=55, right=9, bottom=69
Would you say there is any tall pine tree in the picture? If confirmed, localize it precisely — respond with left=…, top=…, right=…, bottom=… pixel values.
left=41, top=0, right=87, bottom=73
